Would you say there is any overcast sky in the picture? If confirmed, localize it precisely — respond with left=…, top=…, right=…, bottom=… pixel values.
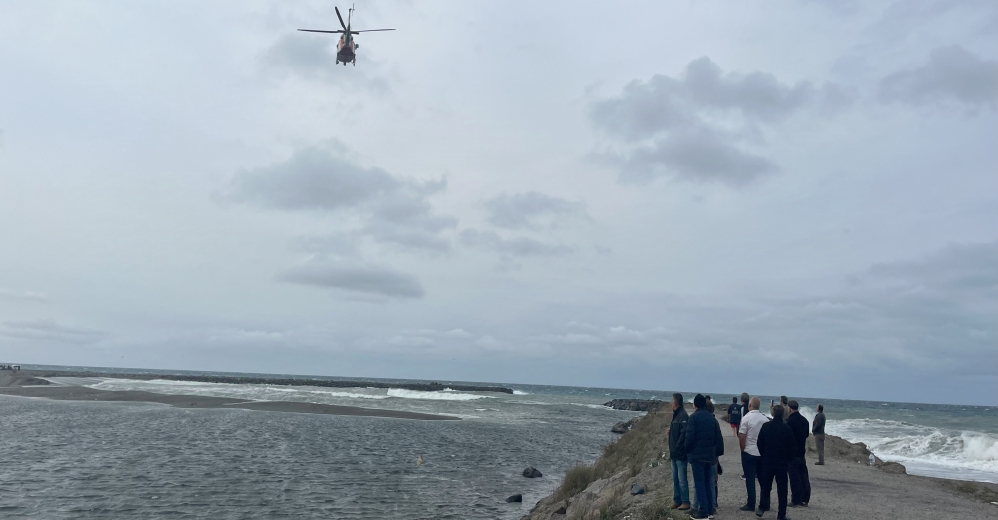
left=1, top=1, right=995, bottom=405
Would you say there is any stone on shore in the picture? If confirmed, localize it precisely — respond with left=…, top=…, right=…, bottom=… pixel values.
left=610, top=420, right=632, bottom=434
left=506, top=493, right=523, bottom=502
left=630, top=483, right=644, bottom=495
left=522, top=467, right=543, bottom=478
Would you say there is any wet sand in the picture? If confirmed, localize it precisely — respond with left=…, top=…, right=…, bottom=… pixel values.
left=0, top=372, right=459, bottom=421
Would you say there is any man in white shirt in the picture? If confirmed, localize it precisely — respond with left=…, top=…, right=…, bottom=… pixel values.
left=738, top=396, right=769, bottom=512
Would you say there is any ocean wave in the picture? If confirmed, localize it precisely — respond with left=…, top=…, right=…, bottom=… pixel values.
left=826, top=417, right=998, bottom=475
left=385, top=389, right=491, bottom=401
left=512, top=390, right=530, bottom=395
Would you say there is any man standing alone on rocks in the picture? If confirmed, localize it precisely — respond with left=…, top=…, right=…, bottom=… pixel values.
left=738, top=397, right=768, bottom=513
left=757, top=404, right=794, bottom=520
left=727, top=396, right=742, bottom=436
left=812, top=404, right=826, bottom=465
left=668, top=393, right=691, bottom=511
left=684, top=394, right=724, bottom=520
left=786, top=401, right=811, bottom=507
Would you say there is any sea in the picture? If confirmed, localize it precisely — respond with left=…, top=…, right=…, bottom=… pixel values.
left=0, top=364, right=994, bottom=519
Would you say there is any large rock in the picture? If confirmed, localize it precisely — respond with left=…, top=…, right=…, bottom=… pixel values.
left=506, top=493, right=523, bottom=502
left=610, top=420, right=632, bottom=434
left=522, top=467, right=543, bottom=478
left=879, top=461, right=907, bottom=474
left=630, top=483, right=645, bottom=495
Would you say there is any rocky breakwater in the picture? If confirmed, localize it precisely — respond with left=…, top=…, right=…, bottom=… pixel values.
left=32, top=370, right=514, bottom=394
left=603, top=399, right=666, bottom=412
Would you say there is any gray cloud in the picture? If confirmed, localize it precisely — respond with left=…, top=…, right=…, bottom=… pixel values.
left=259, top=34, right=390, bottom=93
left=458, top=229, right=574, bottom=257
left=0, top=320, right=105, bottom=344
left=0, top=287, right=48, bottom=303
left=277, top=261, right=425, bottom=299
left=483, top=191, right=589, bottom=230
left=612, top=128, right=779, bottom=185
left=879, top=45, right=998, bottom=111
left=591, top=56, right=853, bottom=185
left=226, top=143, right=455, bottom=253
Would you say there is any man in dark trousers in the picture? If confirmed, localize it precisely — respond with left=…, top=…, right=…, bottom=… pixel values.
left=785, top=400, right=811, bottom=507
left=683, top=393, right=724, bottom=520
left=757, top=404, right=794, bottom=520
left=812, top=404, right=826, bottom=465
left=668, top=393, right=691, bottom=511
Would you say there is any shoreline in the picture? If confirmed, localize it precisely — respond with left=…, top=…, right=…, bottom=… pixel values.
left=13, top=367, right=513, bottom=394
left=0, top=372, right=459, bottom=421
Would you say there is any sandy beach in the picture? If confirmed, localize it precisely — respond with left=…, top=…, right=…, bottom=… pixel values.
left=0, top=371, right=459, bottom=421
left=523, top=406, right=998, bottom=519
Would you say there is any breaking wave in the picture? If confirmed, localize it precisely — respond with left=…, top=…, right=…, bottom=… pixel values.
left=825, top=417, right=998, bottom=480
left=385, top=389, right=491, bottom=401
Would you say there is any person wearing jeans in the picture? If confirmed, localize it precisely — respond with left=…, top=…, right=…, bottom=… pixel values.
left=738, top=397, right=768, bottom=512
left=683, top=394, right=724, bottom=519
left=668, top=393, right=691, bottom=510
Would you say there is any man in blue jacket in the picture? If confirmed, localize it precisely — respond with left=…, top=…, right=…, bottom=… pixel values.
left=683, top=393, right=724, bottom=519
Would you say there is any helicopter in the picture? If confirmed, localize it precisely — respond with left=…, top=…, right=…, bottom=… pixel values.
left=298, top=5, right=394, bottom=66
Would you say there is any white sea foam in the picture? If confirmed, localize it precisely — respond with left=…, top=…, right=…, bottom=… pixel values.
left=512, top=390, right=530, bottom=395
left=385, top=388, right=490, bottom=401
left=825, top=417, right=998, bottom=482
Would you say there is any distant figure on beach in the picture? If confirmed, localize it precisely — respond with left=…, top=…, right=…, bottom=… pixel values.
left=812, top=405, right=826, bottom=465
left=786, top=401, right=811, bottom=507
left=728, top=396, right=742, bottom=436
left=684, top=393, right=723, bottom=520
left=668, top=393, right=691, bottom=511
left=757, top=404, right=794, bottom=520
left=738, top=396, right=768, bottom=513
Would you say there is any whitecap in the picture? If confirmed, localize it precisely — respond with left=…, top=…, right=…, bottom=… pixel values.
left=386, top=389, right=491, bottom=401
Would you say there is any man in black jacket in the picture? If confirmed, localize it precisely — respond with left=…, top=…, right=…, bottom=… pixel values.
left=668, top=393, right=691, bottom=510
left=785, top=400, right=811, bottom=507
left=683, top=393, right=724, bottom=519
left=757, top=404, right=794, bottom=520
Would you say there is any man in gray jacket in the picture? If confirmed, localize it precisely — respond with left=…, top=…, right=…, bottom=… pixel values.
left=812, top=404, right=826, bottom=465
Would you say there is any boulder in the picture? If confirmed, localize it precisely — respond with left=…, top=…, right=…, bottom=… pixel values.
left=506, top=493, right=523, bottom=503
left=611, top=421, right=631, bottom=434
left=630, top=483, right=645, bottom=496
left=554, top=506, right=567, bottom=514
left=879, top=461, right=907, bottom=474
left=522, top=467, right=543, bottom=478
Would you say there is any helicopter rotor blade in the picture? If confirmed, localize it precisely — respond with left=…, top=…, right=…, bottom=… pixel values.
left=297, top=29, right=346, bottom=34
left=350, top=29, right=396, bottom=32
left=335, top=6, right=348, bottom=31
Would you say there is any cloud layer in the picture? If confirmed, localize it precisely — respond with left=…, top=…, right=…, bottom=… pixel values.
left=590, top=56, right=854, bottom=185
left=879, top=45, right=998, bottom=111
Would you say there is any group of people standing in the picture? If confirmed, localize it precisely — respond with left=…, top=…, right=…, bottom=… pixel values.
left=668, top=392, right=827, bottom=520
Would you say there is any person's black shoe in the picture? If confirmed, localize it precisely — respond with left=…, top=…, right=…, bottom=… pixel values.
left=755, top=508, right=764, bottom=517
left=688, top=511, right=708, bottom=520
left=740, top=474, right=746, bottom=480
left=789, top=502, right=800, bottom=508
left=777, top=517, right=791, bottom=520
left=814, top=461, right=824, bottom=465
left=800, top=502, right=808, bottom=507
left=740, top=505, right=755, bottom=512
